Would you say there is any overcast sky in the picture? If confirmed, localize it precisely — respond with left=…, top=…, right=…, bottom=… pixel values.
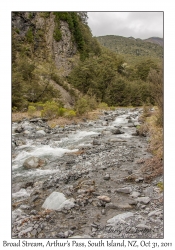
left=87, top=12, right=163, bottom=39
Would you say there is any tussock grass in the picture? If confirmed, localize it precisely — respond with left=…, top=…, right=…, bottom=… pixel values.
left=139, top=108, right=163, bottom=181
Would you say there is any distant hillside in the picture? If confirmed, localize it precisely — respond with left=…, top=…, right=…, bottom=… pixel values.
left=96, top=35, right=163, bottom=59
left=143, top=37, right=163, bottom=47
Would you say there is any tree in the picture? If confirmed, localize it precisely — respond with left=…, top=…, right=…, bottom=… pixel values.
left=136, top=59, right=158, bottom=81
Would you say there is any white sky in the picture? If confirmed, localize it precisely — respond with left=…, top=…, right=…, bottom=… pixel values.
left=88, top=12, right=163, bottom=39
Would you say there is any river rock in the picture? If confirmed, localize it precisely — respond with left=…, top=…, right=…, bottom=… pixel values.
left=15, top=126, right=24, bottom=133
left=23, top=130, right=30, bottom=135
left=42, top=192, right=75, bottom=211
left=22, top=123, right=34, bottom=131
left=23, top=157, right=46, bottom=169
left=117, top=203, right=133, bottom=209
left=109, top=138, right=127, bottom=142
left=12, top=209, right=24, bottom=223
left=103, top=174, right=110, bottom=180
left=36, top=130, right=46, bottom=136
left=134, top=122, right=141, bottom=127
left=93, top=139, right=101, bottom=145
left=20, top=227, right=33, bottom=236
left=136, top=197, right=151, bottom=204
left=20, top=205, right=30, bottom=210
left=107, top=212, right=134, bottom=226
left=105, top=203, right=118, bottom=209
left=136, top=224, right=151, bottom=230
left=148, top=210, right=161, bottom=217
left=130, top=191, right=141, bottom=198
left=15, top=139, right=25, bottom=146
left=97, top=195, right=111, bottom=203
left=116, top=186, right=132, bottom=194
left=69, top=235, right=91, bottom=238
left=143, top=186, right=154, bottom=197
left=111, top=128, right=124, bottom=134
left=102, top=121, right=108, bottom=126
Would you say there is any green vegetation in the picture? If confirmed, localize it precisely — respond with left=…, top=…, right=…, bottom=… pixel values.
left=96, top=35, right=163, bottom=60
left=40, top=12, right=50, bottom=18
left=68, top=47, right=161, bottom=107
left=12, top=12, right=163, bottom=122
left=28, top=105, right=36, bottom=117
left=41, top=101, right=61, bottom=119
left=148, top=67, right=163, bottom=126
left=26, top=28, right=34, bottom=43
left=157, top=182, right=164, bottom=192
left=34, top=101, right=77, bottom=120
left=64, top=110, right=76, bottom=118
left=12, top=55, right=61, bottom=109
left=53, top=12, right=101, bottom=60
left=98, top=102, right=108, bottom=109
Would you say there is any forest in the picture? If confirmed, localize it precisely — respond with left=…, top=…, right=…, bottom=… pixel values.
left=12, top=12, right=163, bottom=125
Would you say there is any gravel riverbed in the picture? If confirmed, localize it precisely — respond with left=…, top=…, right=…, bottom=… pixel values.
left=12, top=108, right=163, bottom=239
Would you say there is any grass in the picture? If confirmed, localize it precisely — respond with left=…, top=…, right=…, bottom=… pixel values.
left=139, top=107, right=163, bottom=182
left=146, top=114, right=163, bottom=160
left=12, top=109, right=102, bottom=127
left=157, top=182, right=164, bottom=192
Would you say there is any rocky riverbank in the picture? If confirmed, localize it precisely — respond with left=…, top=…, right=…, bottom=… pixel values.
left=12, top=108, right=163, bottom=239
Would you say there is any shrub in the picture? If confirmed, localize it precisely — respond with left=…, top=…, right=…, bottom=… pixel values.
left=34, top=102, right=45, bottom=111
left=26, top=28, right=34, bottom=43
left=85, top=95, right=98, bottom=111
left=28, top=12, right=34, bottom=19
left=137, top=123, right=149, bottom=137
left=12, top=106, right=18, bottom=112
left=75, top=97, right=89, bottom=115
left=28, top=105, right=36, bottom=117
left=15, top=28, right=20, bottom=34
left=110, top=106, right=116, bottom=111
left=58, top=107, right=67, bottom=117
left=64, top=110, right=76, bottom=119
left=53, top=28, right=62, bottom=42
left=40, top=12, right=50, bottom=18
left=98, top=102, right=108, bottom=109
left=41, top=101, right=59, bottom=119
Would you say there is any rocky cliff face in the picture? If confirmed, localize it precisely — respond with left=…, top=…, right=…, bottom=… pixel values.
left=12, top=12, right=78, bottom=76
left=34, top=13, right=77, bottom=76
left=12, top=12, right=80, bottom=108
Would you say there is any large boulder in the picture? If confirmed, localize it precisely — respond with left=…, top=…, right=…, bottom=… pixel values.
left=42, top=192, right=75, bottom=211
left=23, top=156, right=46, bottom=169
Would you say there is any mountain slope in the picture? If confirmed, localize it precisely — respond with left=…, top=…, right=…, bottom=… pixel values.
left=96, top=35, right=163, bottom=59
left=143, top=37, right=163, bottom=47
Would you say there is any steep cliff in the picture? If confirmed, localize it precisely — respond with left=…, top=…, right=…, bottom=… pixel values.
left=12, top=12, right=78, bottom=75
left=12, top=12, right=100, bottom=109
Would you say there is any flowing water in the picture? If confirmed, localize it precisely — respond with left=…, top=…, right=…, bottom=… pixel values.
left=12, top=108, right=164, bottom=239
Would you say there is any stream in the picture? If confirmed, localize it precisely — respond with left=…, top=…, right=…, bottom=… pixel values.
left=12, top=108, right=163, bottom=239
